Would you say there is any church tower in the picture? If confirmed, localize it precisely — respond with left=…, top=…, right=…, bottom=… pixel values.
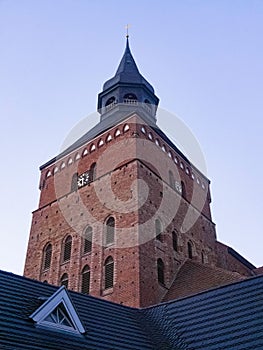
left=24, top=38, right=252, bottom=308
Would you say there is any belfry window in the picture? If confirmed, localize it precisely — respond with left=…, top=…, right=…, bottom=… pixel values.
left=188, top=241, right=193, bottom=259
left=81, top=265, right=90, bottom=294
left=90, top=163, right=96, bottom=182
left=155, top=219, right=162, bottom=241
left=105, top=217, right=115, bottom=245
left=104, top=256, right=114, bottom=289
left=123, top=93, right=137, bottom=104
left=169, top=170, right=175, bottom=189
left=60, top=273, right=69, bottom=288
left=71, top=173, right=78, bottom=192
left=181, top=181, right=186, bottom=198
left=63, top=236, right=72, bottom=262
left=83, top=226, right=92, bottom=254
left=172, top=231, right=178, bottom=252
left=43, top=243, right=52, bottom=270
left=105, top=96, right=116, bottom=110
left=143, top=99, right=152, bottom=113
left=157, top=258, right=165, bottom=285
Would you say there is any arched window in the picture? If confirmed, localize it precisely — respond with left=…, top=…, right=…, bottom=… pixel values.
left=172, top=231, right=178, bottom=252
left=81, top=265, right=90, bottom=294
left=83, top=226, right=92, bottom=254
left=123, top=93, right=137, bottom=104
left=143, top=99, right=152, bottom=112
left=169, top=170, right=175, bottom=189
left=71, top=173, right=78, bottom=192
left=90, top=163, right=96, bottom=182
left=105, top=96, right=116, bottom=106
left=63, top=235, right=72, bottom=262
left=43, top=243, right=52, bottom=270
left=157, top=258, right=164, bottom=285
left=188, top=241, right=193, bottom=259
left=105, top=217, right=115, bottom=245
left=60, top=273, right=69, bottom=288
left=104, top=256, right=114, bottom=289
left=181, top=181, right=186, bottom=198
left=155, top=219, right=162, bottom=241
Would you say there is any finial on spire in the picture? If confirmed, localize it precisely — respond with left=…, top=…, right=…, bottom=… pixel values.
left=125, top=24, right=130, bottom=39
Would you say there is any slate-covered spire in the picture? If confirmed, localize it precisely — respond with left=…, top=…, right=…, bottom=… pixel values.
left=97, top=38, right=159, bottom=123
left=102, top=38, right=155, bottom=93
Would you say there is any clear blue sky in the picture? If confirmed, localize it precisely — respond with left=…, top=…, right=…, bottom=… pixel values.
left=0, top=0, right=262, bottom=274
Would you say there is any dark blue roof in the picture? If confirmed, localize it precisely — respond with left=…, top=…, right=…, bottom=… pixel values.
left=102, top=38, right=155, bottom=94
left=147, top=275, right=263, bottom=349
left=1, top=270, right=263, bottom=349
left=0, top=270, right=153, bottom=350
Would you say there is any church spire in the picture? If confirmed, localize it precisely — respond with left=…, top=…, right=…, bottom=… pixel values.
left=102, top=37, right=154, bottom=93
left=97, top=38, right=159, bottom=122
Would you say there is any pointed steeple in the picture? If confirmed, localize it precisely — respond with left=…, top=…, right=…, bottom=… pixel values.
left=97, top=38, right=159, bottom=123
left=103, top=38, right=154, bottom=93
left=115, top=37, right=139, bottom=73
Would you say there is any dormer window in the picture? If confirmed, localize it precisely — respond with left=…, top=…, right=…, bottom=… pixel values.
left=30, top=286, right=85, bottom=334
left=123, top=93, right=137, bottom=104
left=44, top=303, right=74, bottom=328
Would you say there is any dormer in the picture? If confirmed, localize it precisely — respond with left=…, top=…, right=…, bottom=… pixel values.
left=30, top=286, right=85, bottom=334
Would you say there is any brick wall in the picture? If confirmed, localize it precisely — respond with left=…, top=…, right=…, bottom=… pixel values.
left=24, top=113, right=248, bottom=308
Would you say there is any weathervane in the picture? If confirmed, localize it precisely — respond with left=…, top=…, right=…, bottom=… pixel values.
left=125, top=24, right=130, bottom=39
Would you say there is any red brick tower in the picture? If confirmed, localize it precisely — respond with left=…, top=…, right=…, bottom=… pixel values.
left=24, top=38, right=251, bottom=307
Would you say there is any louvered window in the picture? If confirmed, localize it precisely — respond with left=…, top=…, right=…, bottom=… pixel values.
left=104, top=256, right=114, bottom=289
left=83, top=226, right=92, bottom=254
left=43, top=243, right=52, bottom=270
left=71, top=173, right=78, bottom=192
left=169, top=170, right=175, bottom=189
left=155, top=219, right=162, bottom=241
left=181, top=181, right=186, bottom=198
left=172, top=231, right=178, bottom=252
left=60, top=273, right=69, bottom=288
left=157, top=258, right=164, bottom=285
left=90, top=163, right=96, bottom=182
left=188, top=241, right=193, bottom=259
left=63, top=236, right=72, bottom=262
left=81, top=265, right=90, bottom=294
left=105, top=217, right=115, bottom=245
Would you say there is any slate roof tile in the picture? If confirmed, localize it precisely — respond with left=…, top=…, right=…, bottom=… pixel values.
left=150, top=275, right=263, bottom=349
left=1, top=270, right=263, bottom=349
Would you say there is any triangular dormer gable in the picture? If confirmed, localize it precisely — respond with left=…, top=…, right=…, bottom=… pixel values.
left=30, top=286, right=85, bottom=334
